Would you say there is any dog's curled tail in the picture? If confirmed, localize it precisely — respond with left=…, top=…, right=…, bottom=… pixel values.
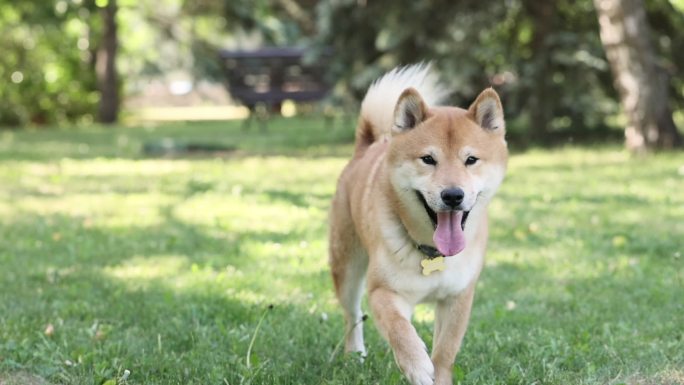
left=354, top=63, right=449, bottom=154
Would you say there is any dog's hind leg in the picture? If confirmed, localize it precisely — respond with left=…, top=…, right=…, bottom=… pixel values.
left=337, top=249, right=368, bottom=356
left=329, top=205, right=368, bottom=355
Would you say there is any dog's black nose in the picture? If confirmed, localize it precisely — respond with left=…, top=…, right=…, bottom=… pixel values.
left=441, top=188, right=464, bottom=208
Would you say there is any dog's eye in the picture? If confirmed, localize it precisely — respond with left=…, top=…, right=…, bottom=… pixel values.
left=420, top=155, right=437, bottom=165
left=465, top=156, right=479, bottom=166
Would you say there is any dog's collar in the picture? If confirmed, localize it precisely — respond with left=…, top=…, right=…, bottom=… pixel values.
left=416, top=244, right=443, bottom=259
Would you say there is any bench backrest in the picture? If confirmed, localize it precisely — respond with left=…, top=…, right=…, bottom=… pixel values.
left=219, top=47, right=331, bottom=107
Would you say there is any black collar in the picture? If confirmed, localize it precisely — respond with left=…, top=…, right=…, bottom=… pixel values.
left=416, top=244, right=443, bottom=259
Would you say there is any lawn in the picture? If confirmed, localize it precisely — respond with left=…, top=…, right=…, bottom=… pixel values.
left=0, top=119, right=682, bottom=385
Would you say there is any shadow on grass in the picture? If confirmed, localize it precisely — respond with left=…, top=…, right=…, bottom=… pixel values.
left=0, top=212, right=316, bottom=272
left=461, top=259, right=683, bottom=383
left=1, top=208, right=682, bottom=384
left=0, top=210, right=382, bottom=384
left=1, top=201, right=682, bottom=383
left=0, top=266, right=359, bottom=384
left=0, top=118, right=355, bottom=162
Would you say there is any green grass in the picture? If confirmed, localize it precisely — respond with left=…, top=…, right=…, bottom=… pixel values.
left=0, top=118, right=682, bottom=385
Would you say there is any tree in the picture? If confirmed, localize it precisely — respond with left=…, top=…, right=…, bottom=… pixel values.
left=523, top=0, right=557, bottom=142
left=594, top=0, right=683, bottom=151
left=0, top=0, right=100, bottom=126
left=96, top=0, right=120, bottom=124
left=317, top=0, right=619, bottom=145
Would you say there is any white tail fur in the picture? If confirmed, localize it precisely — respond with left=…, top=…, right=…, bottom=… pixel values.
left=359, top=63, right=449, bottom=144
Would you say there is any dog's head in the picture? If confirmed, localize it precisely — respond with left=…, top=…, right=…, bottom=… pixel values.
left=387, top=87, right=508, bottom=256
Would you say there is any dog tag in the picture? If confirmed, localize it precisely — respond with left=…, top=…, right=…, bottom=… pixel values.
left=421, top=256, right=445, bottom=276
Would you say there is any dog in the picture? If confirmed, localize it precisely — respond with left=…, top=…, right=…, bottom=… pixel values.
left=329, top=63, right=508, bottom=385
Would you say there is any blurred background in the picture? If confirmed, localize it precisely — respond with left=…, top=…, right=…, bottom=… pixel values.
left=1, top=2, right=684, bottom=384
left=1, top=0, right=683, bottom=151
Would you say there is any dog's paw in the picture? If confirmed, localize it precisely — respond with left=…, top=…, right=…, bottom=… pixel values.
left=344, top=346, right=367, bottom=363
left=397, top=351, right=435, bottom=385
left=344, top=331, right=366, bottom=358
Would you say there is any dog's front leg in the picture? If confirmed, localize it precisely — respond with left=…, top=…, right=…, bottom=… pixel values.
left=369, top=288, right=434, bottom=385
left=431, top=284, right=476, bottom=385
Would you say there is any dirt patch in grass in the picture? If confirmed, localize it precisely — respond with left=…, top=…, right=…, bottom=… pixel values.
left=0, top=372, right=51, bottom=385
left=625, top=370, right=684, bottom=385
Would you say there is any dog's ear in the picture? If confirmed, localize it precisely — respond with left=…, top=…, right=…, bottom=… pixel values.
left=392, top=88, right=428, bottom=134
left=469, top=88, right=504, bottom=132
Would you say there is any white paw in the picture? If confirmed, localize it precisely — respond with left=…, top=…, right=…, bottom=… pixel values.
left=344, top=327, right=366, bottom=358
left=344, top=344, right=367, bottom=362
left=398, top=352, right=435, bottom=385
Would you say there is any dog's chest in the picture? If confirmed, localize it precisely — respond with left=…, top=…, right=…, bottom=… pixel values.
left=385, top=248, right=482, bottom=304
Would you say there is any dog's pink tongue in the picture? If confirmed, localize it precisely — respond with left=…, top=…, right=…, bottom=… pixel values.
left=433, top=211, right=465, bottom=256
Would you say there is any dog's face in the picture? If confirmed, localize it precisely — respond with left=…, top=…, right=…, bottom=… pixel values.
left=387, top=88, right=508, bottom=256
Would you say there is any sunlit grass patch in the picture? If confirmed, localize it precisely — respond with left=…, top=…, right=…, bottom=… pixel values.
left=104, top=255, right=190, bottom=282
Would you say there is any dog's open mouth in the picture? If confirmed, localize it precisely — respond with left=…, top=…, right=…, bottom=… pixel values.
left=415, top=191, right=470, bottom=256
left=415, top=191, right=470, bottom=230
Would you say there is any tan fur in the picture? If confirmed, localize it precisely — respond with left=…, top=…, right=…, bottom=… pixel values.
left=329, top=70, right=507, bottom=385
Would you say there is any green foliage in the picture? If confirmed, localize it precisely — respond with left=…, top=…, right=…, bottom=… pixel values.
left=181, top=0, right=318, bottom=81
left=0, top=120, right=682, bottom=384
left=316, top=0, right=684, bottom=144
left=1, top=0, right=683, bottom=144
left=317, top=0, right=613, bottom=142
left=0, top=0, right=100, bottom=126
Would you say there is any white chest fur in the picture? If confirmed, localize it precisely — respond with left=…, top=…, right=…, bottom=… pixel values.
left=372, top=203, right=486, bottom=305
left=375, top=244, right=483, bottom=305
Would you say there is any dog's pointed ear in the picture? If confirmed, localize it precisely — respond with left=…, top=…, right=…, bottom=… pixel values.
left=469, top=88, right=505, bottom=132
left=393, top=88, right=428, bottom=134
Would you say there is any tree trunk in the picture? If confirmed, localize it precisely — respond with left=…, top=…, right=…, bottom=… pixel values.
left=96, top=0, right=119, bottom=124
left=524, top=0, right=557, bottom=144
left=594, top=0, right=682, bottom=151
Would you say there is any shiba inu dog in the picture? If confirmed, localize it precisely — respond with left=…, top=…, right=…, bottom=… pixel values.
left=329, top=64, right=508, bottom=385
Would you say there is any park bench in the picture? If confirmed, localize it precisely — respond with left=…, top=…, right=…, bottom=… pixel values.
left=218, top=47, right=332, bottom=125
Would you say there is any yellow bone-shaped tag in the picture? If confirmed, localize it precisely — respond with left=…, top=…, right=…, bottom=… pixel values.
left=421, top=256, right=445, bottom=276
